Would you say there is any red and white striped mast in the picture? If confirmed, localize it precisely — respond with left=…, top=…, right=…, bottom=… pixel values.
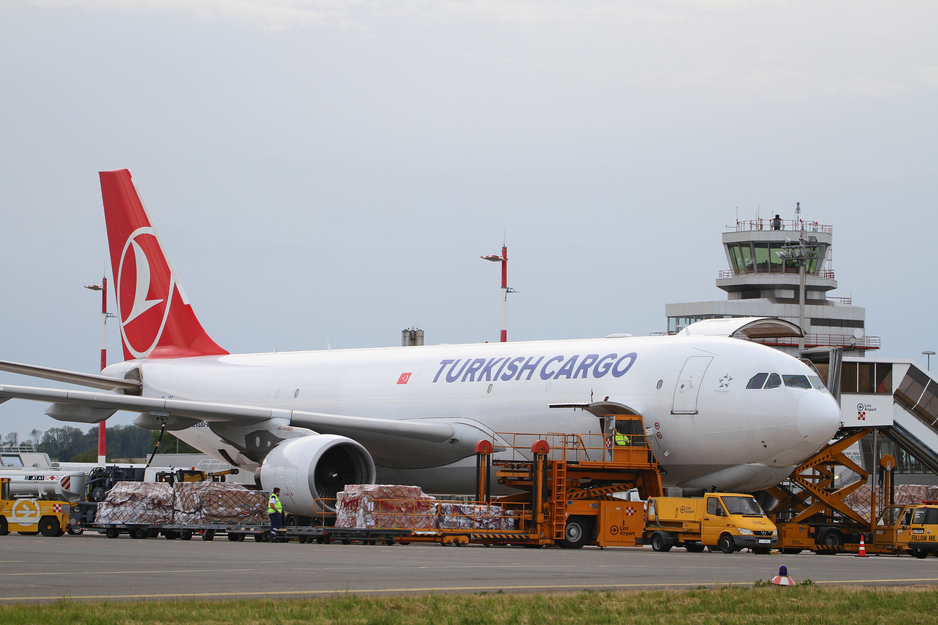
left=481, top=243, right=515, bottom=342
left=84, top=277, right=112, bottom=464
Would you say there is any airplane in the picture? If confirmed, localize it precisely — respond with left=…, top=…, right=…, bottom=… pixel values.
left=0, top=169, right=842, bottom=529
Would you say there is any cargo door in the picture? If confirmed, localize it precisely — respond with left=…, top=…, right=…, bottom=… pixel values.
left=672, top=356, right=713, bottom=415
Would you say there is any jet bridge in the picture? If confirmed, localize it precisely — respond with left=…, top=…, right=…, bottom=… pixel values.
left=839, top=357, right=938, bottom=474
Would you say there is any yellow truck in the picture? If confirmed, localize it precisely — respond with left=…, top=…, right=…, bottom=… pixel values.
left=644, top=493, right=778, bottom=554
left=906, top=503, right=938, bottom=559
left=0, top=478, right=71, bottom=537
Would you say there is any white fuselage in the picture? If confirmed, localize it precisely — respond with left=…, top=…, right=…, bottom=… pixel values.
left=104, top=334, right=842, bottom=494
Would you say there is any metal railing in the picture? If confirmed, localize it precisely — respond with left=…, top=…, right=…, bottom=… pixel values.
left=492, top=425, right=654, bottom=467
left=734, top=219, right=832, bottom=234
left=719, top=268, right=836, bottom=280
left=749, top=334, right=881, bottom=350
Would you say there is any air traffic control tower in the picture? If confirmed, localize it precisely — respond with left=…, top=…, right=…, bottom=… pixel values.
left=666, top=212, right=879, bottom=357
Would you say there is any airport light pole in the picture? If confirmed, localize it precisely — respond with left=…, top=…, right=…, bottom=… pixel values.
left=924, top=351, right=935, bottom=372
left=481, top=244, right=516, bottom=342
left=85, top=278, right=115, bottom=464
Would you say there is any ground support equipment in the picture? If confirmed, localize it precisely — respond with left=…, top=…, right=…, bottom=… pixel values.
left=764, top=428, right=918, bottom=556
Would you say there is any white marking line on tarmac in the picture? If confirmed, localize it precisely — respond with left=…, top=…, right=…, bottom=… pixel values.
left=0, top=568, right=259, bottom=577
left=5, top=579, right=938, bottom=602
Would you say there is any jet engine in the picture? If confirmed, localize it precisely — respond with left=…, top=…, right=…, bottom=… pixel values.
left=257, top=434, right=376, bottom=517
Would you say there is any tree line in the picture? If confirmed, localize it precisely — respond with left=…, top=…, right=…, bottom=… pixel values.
left=1, top=426, right=199, bottom=462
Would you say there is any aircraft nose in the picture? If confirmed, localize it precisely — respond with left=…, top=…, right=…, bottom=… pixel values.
left=796, top=391, right=842, bottom=447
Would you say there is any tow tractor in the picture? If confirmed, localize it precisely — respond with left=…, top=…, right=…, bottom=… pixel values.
left=0, top=477, right=71, bottom=537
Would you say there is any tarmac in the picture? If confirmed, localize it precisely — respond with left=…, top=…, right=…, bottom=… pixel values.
left=2, top=533, right=937, bottom=603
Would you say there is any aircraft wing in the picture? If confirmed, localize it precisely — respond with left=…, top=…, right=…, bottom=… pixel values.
left=0, top=382, right=454, bottom=443
left=0, top=359, right=141, bottom=392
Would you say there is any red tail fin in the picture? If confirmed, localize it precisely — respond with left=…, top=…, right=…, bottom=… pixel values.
left=100, top=169, right=228, bottom=360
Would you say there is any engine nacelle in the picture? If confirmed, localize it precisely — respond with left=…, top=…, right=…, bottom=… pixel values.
left=257, top=434, right=376, bottom=517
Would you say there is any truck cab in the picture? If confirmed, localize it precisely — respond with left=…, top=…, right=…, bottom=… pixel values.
left=907, top=503, right=938, bottom=559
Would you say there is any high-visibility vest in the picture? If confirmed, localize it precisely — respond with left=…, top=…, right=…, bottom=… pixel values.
left=614, top=432, right=630, bottom=446
left=268, top=494, right=282, bottom=514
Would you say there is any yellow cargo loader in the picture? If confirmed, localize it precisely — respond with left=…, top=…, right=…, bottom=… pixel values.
left=0, top=477, right=71, bottom=537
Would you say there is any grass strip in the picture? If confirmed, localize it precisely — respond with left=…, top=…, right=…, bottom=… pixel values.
left=2, top=586, right=938, bottom=624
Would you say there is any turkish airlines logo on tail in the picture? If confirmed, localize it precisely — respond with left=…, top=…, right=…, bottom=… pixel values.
left=117, top=227, right=175, bottom=358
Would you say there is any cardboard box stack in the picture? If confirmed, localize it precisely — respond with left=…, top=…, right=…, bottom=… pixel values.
left=434, top=502, right=515, bottom=530
left=95, top=482, right=174, bottom=525
left=174, top=482, right=269, bottom=525
left=335, top=484, right=435, bottom=530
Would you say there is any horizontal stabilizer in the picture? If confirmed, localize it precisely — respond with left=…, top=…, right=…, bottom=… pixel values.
left=0, top=359, right=141, bottom=392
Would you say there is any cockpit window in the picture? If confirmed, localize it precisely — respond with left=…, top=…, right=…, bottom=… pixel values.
left=783, top=375, right=812, bottom=389
left=808, top=375, right=827, bottom=390
left=747, top=373, right=768, bottom=389
left=765, top=373, right=782, bottom=389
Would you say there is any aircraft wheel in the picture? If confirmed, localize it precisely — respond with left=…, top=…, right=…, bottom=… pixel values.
left=719, top=534, right=736, bottom=554
left=559, top=516, right=590, bottom=549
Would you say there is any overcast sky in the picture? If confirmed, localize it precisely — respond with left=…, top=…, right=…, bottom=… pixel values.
left=1, top=1, right=936, bottom=438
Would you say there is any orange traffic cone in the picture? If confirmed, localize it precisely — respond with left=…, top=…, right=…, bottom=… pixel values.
left=856, top=534, right=868, bottom=557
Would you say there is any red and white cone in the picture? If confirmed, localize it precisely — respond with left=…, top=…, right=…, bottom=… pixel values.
left=856, top=534, right=868, bottom=557
left=771, top=565, right=795, bottom=586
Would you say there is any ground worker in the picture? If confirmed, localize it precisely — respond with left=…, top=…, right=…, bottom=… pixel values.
left=268, top=487, right=283, bottom=542
left=614, top=429, right=630, bottom=446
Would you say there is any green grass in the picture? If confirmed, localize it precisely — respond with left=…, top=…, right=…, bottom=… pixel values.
left=2, top=586, right=938, bottom=624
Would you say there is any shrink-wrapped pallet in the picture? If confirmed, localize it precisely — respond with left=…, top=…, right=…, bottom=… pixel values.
left=173, top=482, right=269, bottom=525
left=434, top=503, right=515, bottom=530
left=334, top=485, right=435, bottom=529
left=841, top=484, right=938, bottom=521
left=95, top=482, right=174, bottom=525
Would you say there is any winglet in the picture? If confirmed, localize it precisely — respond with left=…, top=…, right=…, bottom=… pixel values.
left=100, top=169, right=228, bottom=360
